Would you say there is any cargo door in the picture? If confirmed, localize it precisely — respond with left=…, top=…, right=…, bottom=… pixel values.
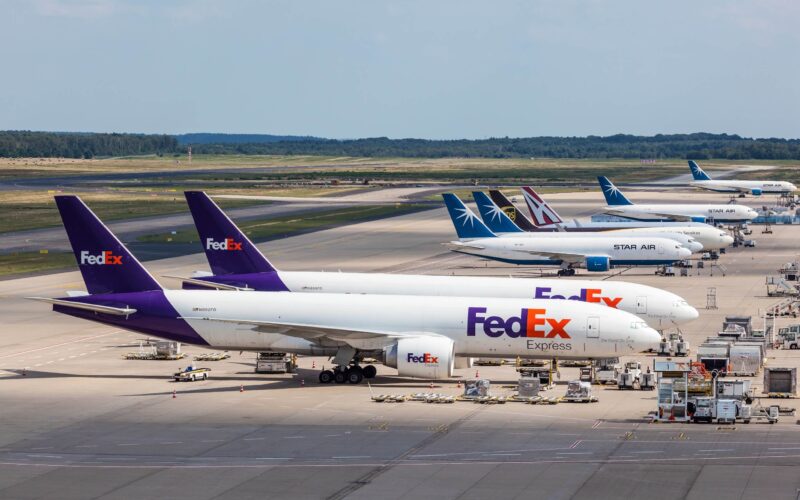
left=636, top=296, right=647, bottom=314
left=657, top=243, right=664, bottom=255
left=769, top=371, right=792, bottom=393
left=587, top=317, right=600, bottom=338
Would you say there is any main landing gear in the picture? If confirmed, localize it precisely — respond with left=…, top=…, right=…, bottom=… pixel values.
left=557, top=268, right=577, bottom=277
left=319, top=364, right=377, bottom=384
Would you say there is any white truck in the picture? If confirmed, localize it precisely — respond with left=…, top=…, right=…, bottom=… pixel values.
left=595, top=358, right=621, bottom=385
left=617, top=361, right=642, bottom=390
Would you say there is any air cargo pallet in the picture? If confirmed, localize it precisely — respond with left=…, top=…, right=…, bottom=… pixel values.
left=371, top=394, right=407, bottom=403
left=561, top=396, right=599, bottom=403
left=193, top=352, right=231, bottom=361
left=123, top=353, right=186, bottom=361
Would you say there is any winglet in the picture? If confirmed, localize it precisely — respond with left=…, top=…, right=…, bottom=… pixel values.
left=441, top=193, right=496, bottom=239
left=184, top=191, right=279, bottom=276
left=520, top=187, right=564, bottom=226
left=472, top=192, right=523, bottom=233
left=55, top=195, right=162, bottom=295
left=597, top=177, right=633, bottom=206
left=688, top=160, right=712, bottom=181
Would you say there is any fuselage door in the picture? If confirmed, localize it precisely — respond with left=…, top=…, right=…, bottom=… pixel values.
left=587, top=316, right=600, bottom=338
left=636, top=295, right=647, bottom=314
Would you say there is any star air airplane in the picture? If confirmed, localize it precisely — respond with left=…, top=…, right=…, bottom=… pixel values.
left=29, top=196, right=662, bottom=385
left=486, top=188, right=734, bottom=251
left=443, top=194, right=692, bottom=276
left=598, top=176, right=759, bottom=224
left=688, top=161, right=796, bottom=196
left=174, top=191, right=697, bottom=329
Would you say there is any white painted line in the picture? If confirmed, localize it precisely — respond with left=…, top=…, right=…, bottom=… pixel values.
left=0, top=332, right=116, bottom=359
left=556, top=452, right=593, bottom=455
left=698, top=449, right=733, bottom=452
left=256, top=457, right=291, bottom=460
left=284, top=436, right=305, bottom=439
left=324, top=434, right=340, bottom=437
left=201, top=439, right=224, bottom=443
left=118, top=443, right=140, bottom=447
left=75, top=445, right=97, bottom=448
left=768, top=447, right=800, bottom=450
left=631, top=451, right=663, bottom=454
left=159, top=441, right=182, bottom=445
left=243, top=437, right=265, bottom=441
left=485, top=453, right=521, bottom=456
left=332, top=456, right=371, bottom=459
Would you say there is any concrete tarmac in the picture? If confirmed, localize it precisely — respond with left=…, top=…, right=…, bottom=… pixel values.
left=1, top=190, right=800, bottom=499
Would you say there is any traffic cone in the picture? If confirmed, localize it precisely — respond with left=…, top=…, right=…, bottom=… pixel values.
left=429, top=382, right=434, bottom=389
left=475, top=370, right=480, bottom=379
left=457, top=380, right=462, bottom=388
left=172, top=389, right=176, bottom=399
left=312, top=361, right=316, bottom=369
left=240, top=384, right=244, bottom=393
left=301, top=379, right=305, bottom=387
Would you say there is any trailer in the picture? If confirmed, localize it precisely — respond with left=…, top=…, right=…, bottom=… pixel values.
left=728, top=345, right=762, bottom=376
left=255, top=352, right=296, bottom=373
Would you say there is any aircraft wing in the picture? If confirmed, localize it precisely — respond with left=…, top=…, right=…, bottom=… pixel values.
left=604, top=208, right=696, bottom=222
left=512, top=249, right=592, bottom=265
left=162, top=275, right=254, bottom=291
left=181, top=316, right=436, bottom=349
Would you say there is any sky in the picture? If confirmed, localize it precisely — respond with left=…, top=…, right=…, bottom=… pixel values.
left=1, top=0, right=798, bottom=139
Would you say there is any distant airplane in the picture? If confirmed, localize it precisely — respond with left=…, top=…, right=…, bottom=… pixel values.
left=471, top=191, right=704, bottom=253
left=688, top=161, right=796, bottom=196
left=598, top=176, right=759, bottom=224
left=442, top=193, right=691, bottom=275
left=487, top=188, right=734, bottom=251
left=177, top=191, right=698, bottom=329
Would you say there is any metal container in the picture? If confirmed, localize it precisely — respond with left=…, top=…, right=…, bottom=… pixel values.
left=763, top=367, right=797, bottom=396
left=728, top=345, right=762, bottom=376
left=517, top=377, right=540, bottom=398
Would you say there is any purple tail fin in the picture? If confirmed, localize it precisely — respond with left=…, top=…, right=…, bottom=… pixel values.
left=184, top=191, right=278, bottom=276
left=55, top=196, right=162, bottom=295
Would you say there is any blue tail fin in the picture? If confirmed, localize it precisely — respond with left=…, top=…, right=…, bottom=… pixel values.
left=688, top=160, right=712, bottom=181
left=442, top=193, right=496, bottom=239
left=184, top=191, right=278, bottom=276
left=597, top=177, right=633, bottom=206
left=472, top=191, right=523, bottom=233
left=55, top=196, right=162, bottom=295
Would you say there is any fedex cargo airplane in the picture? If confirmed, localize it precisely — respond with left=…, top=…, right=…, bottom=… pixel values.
left=443, top=194, right=691, bottom=275
left=472, top=191, right=703, bottom=253
left=688, top=161, right=796, bottom=196
left=29, top=196, right=661, bottom=384
left=487, top=188, right=734, bottom=251
left=598, top=176, right=758, bottom=224
left=180, top=191, right=698, bottom=329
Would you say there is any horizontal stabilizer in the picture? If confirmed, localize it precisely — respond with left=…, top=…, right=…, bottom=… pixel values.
left=27, top=297, right=137, bottom=316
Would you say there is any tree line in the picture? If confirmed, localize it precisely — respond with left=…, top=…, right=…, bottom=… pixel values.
left=0, top=131, right=177, bottom=158
left=3, top=130, right=800, bottom=160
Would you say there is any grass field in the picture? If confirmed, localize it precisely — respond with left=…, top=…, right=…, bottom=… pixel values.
left=137, top=204, right=427, bottom=245
left=0, top=251, right=76, bottom=277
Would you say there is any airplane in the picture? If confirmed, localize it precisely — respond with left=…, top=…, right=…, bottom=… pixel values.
left=488, top=188, right=734, bottom=251
left=179, top=191, right=698, bottom=329
left=688, top=161, right=796, bottom=196
left=443, top=194, right=692, bottom=275
left=29, top=195, right=662, bottom=384
left=598, top=176, right=759, bottom=224
left=472, top=191, right=704, bottom=253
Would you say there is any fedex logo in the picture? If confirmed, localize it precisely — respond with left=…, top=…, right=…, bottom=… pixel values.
left=534, top=287, right=622, bottom=309
left=467, top=307, right=571, bottom=338
left=206, top=237, right=243, bottom=251
left=407, top=352, right=439, bottom=364
left=80, top=250, right=122, bottom=265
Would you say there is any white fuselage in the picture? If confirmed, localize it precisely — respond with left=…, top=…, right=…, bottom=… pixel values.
left=168, top=290, right=662, bottom=359
left=253, top=271, right=699, bottom=328
left=489, top=229, right=704, bottom=253
left=605, top=204, right=758, bottom=223
left=447, top=236, right=691, bottom=267
left=691, top=179, right=796, bottom=194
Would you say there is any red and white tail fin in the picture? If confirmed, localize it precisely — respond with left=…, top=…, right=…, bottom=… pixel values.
left=520, top=187, right=563, bottom=227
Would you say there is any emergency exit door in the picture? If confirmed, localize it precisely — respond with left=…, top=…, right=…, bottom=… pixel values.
left=587, top=317, right=599, bottom=338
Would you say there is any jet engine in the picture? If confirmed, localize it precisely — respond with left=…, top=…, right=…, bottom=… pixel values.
left=585, top=256, right=610, bottom=272
left=751, top=188, right=762, bottom=196
left=383, top=336, right=454, bottom=379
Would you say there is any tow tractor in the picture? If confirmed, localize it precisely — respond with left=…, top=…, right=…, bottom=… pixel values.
left=173, top=365, right=210, bottom=382
left=617, top=361, right=642, bottom=390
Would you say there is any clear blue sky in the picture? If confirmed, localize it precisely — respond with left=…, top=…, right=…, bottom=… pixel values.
left=2, top=0, right=798, bottom=139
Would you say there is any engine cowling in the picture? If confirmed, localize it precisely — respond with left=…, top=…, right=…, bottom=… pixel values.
left=585, top=256, right=610, bottom=272
left=383, top=336, right=454, bottom=379
left=751, top=188, right=762, bottom=196
left=690, top=216, right=707, bottom=223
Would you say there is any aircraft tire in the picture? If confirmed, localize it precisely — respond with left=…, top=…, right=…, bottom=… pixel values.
left=319, top=370, right=335, bottom=384
left=334, top=370, right=347, bottom=384
left=347, top=369, right=364, bottom=384
left=362, top=365, right=377, bottom=379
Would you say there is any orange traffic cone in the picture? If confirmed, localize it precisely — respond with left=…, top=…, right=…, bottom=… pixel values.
left=172, top=389, right=176, bottom=399
left=457, top=380, right=462, bottom=388
left=475, top=370, right=480, bottom=378
left=312, top=361, right=316, bottom=369
left=240, top=384, right=244, bottom=393
left=429, top=382, right=434, bottom=389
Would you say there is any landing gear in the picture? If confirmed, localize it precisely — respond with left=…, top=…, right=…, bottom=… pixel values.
left=318, top=364, right=376, bottom=384
left=557, top=268, right=576, bottom=277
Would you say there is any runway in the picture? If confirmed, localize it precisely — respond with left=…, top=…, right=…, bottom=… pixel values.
left=1, top=190, right=800, bottom=499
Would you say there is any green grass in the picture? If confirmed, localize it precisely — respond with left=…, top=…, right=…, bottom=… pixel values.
left=0, top=251, right=76, bottom=278
left=138, top=204, right=428, bottom=244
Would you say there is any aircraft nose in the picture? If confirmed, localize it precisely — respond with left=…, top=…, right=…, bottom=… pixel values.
left=689, top=241, right=703, bottom=253
left=678, top=303, right=700, bottom=323
left=637, top=327, right=663, bottom=352
left=723, top=235, right=735, bottom=246
left=678, top=247, right=692, bottom=259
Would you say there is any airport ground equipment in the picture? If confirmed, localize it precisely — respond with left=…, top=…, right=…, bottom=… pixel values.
left=517, top=377, right=541, bottom=398
left=517, top=366, right=555, bottom=389
left=715, top=399, right=738, bottom=424
left=193, top=352, right=230, bottom=361
left=724, top=316, right=753, bottom=336
left=595, top=358, right=620, bottom=385
left=654, top=360, right=691, bottom=422
left=255, top=352, right=297, bottom=374
left=728, top=345, right=763, bottom=376
left=777, top=327, right=800, bottom=349
left=463, top=379, right=492, bottom=399
left=640, top=368, right=656, bottom=390
left=124, top=340, right=185, bottom=360
left=617, top=361, right=642, bottom=390
left=579, top=366, right=593, bottom=383
left=474, top=358, right=505, bottom=366
left=766, top=276, right=799, bottom=297
left=691, top=397, right=715, bottom=423
left=563, top=380, right=597, bottom=403
left=763, top=368, right=797, bottom=398
left=173, top=365, right=210, bottom=382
